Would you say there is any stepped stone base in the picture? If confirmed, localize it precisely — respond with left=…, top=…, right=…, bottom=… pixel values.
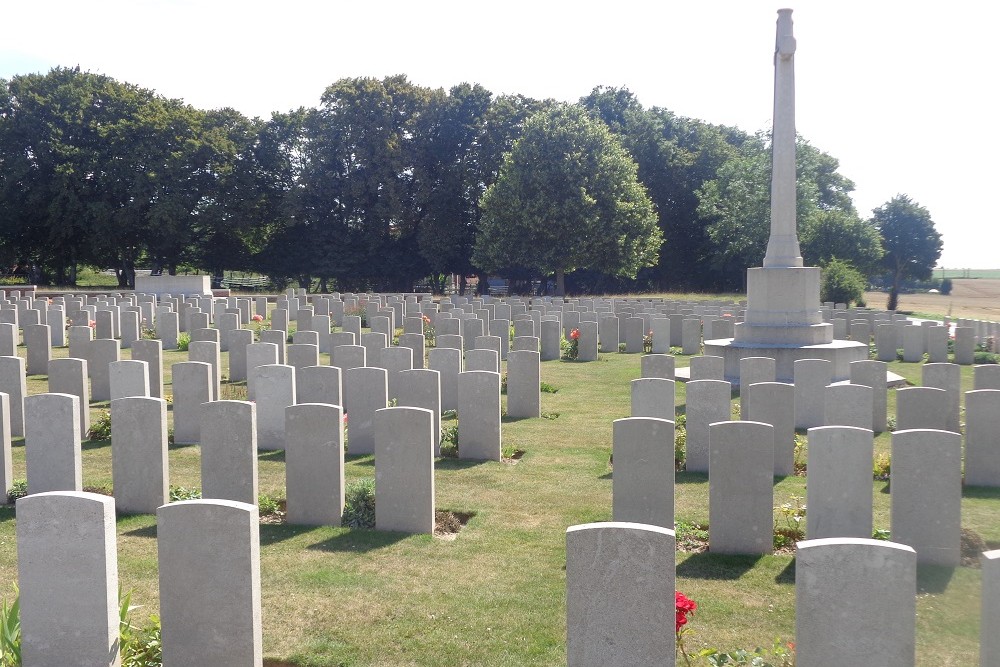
left=703, top=337, right=869, bottom=383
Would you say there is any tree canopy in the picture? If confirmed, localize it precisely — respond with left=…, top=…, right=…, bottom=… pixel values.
left=473, top=104, right=661, bottom=295
left=871, top=194, right=942, bottom=310
left=0, top=68, right=922, bottom=296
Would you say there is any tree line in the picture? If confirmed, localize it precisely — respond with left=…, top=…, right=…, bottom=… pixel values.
left=0, top=67, right=939, bottom=298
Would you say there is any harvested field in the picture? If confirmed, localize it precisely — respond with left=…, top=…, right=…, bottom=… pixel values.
left=866, top=278, right=1000, bottom=321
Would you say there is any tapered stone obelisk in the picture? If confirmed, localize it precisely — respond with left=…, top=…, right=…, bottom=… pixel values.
left=763, top=8, right=802, bottom=269
left=703, top=9, right=868, bottom=382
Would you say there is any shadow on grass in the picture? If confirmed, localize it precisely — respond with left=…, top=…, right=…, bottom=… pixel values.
left=345, top=454, right=374, bottom=467
left=963, top=485, right=1000, bottom=500
left=676, top=471, right=709, bottom=485
left=308, top=529, right=408, bottom=554
left=260, top=523, right=329, bottom=547
left=676, top=552, right=764, bottom=580
left=123, top=524, right=158, bottom=539
left=82, top=439, right=112, bottom=451
left=0, top=506, right=14, bottom=523
left=434, top=457, right=494, bottom=471
left=259, top=449, right=286, bottom=462
left=168, top=441, right=199, bottom=450
left=917, top=564, right=956, bottom=593
left=775, top=558, right=796, bottom=584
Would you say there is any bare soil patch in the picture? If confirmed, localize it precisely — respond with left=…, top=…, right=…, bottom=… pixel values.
left=434, top=509, right=474, bottom=540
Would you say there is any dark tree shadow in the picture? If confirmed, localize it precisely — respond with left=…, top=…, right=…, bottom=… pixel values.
left=676, top=551, right=765, bottom=580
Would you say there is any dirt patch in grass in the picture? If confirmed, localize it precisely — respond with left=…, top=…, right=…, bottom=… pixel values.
left=502, top=449, right=526, bottom=464
left=962, top=527, right=988, bottom=567
left=260, top=499, right=287, bottom=525
left=434, top=510, right=474, bottom=540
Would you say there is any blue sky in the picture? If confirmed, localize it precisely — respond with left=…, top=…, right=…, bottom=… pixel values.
left=2, top=0, right=996, bottom=268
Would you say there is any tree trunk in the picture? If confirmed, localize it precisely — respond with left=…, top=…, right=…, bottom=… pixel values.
left=555, top=268, right=566, bottom=297
left=887, top=267, right=901, bottom=311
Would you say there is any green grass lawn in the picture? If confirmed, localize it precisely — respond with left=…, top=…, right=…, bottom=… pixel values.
left=0, top=336, right=994, bottom=665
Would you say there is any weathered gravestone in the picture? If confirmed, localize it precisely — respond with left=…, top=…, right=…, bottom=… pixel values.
left=285, top=403, right=344, bottom=526
left=111, top=396, right=168, bottom=514
left=374, top=406, right=436, bottom=534
left=796, top=538, right=915, bottom=666
left=709, top=420, right=773, bottom=554
left=565, top=522, right=675, bottom=666
left=24, top=393, right=81, bottom=493
left=891, top=428, right=961, bottom=565
left=805, top=426, right=873, bottom=539
left=158, top=500, right=263, bottom=667
left=17, top=491, right=120, bottom=666
left=611, top=417, right=674, bottom=528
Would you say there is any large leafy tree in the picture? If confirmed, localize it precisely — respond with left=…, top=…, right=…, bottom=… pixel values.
left=280, top=75, right=431, bottom=291
left=412, top=83, right=493, bottom=293
left=473, top=104, right=661, bottom=295
left=871, top=194, right=942, bottom=310
left=580, top=87, right=737, bottom=291
left=696, top=133, right=875, bottom=290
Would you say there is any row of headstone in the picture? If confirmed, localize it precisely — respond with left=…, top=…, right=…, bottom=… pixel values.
left=565, top=520, right=1000, bottom=666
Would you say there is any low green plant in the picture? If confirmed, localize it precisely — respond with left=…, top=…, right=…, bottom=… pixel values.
left=674, top=413, right=687, bottom=470
left=88, top=409, right=112, bottom=441
left=440, top=421, right=459, bottom=457
left=169, top=485, right=202, bottom=502
left=539, top=382, right=558, bottom=393
left=793, top=435, right=807, bottom=475
left=974, top=351, right=1000, bottom=364
left=258, top=493, right=281, bottom=517
left=0, top=585, right=20, bottom=667
left=773, top=496, right=806, bottom=550
left=119, top=588, right=162, bottom=667
left=5, top=480, right=27, bottom=505
left=873, top=452, right=891, bottom=480
left=342, top=478, right=376, bottom=529
left=873, top=528, right=891, bottom=540
left=500, top=374, right=508, bottom=394
left=697, top=641, right=796, bottom=666
left=176, top=332, right=191, bottom=352
left=561, top=330, right=580, bottom=360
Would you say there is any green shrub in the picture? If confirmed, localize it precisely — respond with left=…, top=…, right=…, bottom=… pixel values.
left=440, top=421, right=459, bottom=457
left=342, top=478, right=376, bottom=529
left=674, top=413, right=687, bottom=470
left=974, top=351, right=1000, bottom=364
left=939, top=278, right=953, bottom=295
left=820, top=258, right=866, bottom=306
left=119, top=588, right=162, bottom=667
left=5, top=480, right=27, bottom=505
left=168, top=485, right=202, bottom=502
left=258, top=494, right=281, bottom=517
left=539, top=382, right=558, bottom=393
left=176, top=333, right=191, bottom=352
left=0, top=585, right=20, bottom=667
left=88, top=409, right=112, bottom=441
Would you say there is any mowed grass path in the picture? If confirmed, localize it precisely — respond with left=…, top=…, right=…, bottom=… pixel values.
left=0, top=339, right=995, bottom=665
